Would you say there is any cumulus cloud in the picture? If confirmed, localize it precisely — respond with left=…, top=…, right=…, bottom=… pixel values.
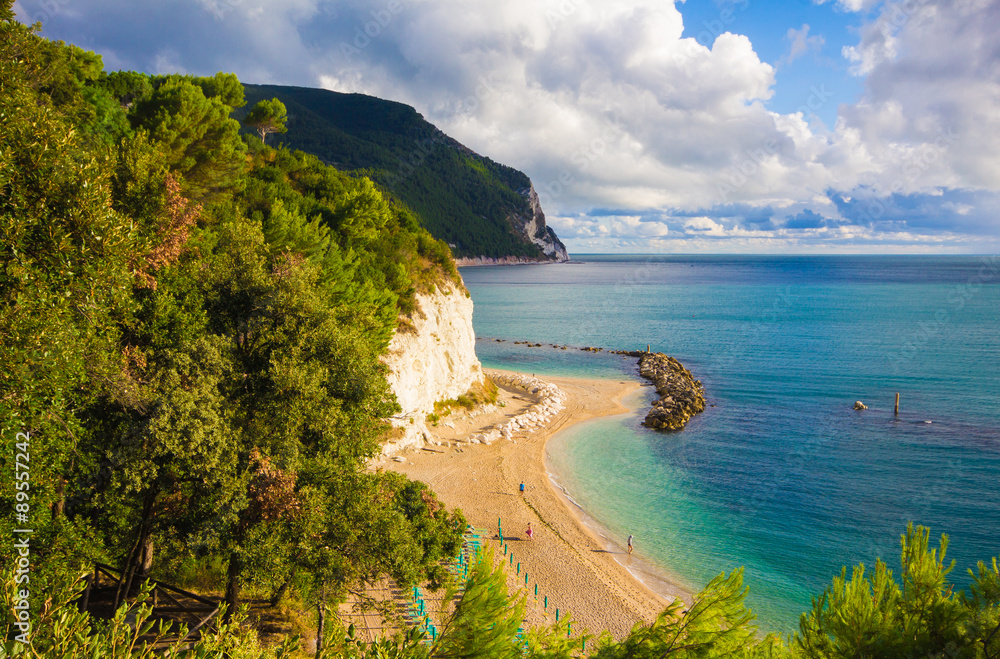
left=835, top=0, right=1000, bottom=193
left=13, top=0, right=1000, bottom=252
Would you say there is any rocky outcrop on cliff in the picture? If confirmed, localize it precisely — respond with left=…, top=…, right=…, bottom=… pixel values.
left=637, top=353, right=706, bottom=430
left=455, top=184, right=568, bottom=266
left=381, top=281, right=484, bottom=455
left=516, top=184, right=569, bottom=262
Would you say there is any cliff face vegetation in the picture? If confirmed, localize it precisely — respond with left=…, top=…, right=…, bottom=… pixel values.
left=241, top=84, right=568, bottom=262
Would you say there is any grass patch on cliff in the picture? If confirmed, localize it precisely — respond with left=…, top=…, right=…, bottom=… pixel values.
left=427, top=377, right=499, bottom=422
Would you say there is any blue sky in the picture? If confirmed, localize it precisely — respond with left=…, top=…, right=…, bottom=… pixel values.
left=14, top=0, right=1000, bottom=254
left=678, top=0, right=864, bottom=127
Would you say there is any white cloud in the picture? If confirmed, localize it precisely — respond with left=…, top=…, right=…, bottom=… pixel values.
left=683, top=217, right=726, bottom=235
left=14, top=0, right=1000, bottom=251
left=780, top=24, right=824, bottom=66
left=835, top=0, right=1000, bottom=193
left=814, top=0, right=881, bottom=13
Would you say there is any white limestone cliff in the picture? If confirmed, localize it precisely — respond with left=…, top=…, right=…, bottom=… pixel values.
left=380, top=280, right=484, bottom=455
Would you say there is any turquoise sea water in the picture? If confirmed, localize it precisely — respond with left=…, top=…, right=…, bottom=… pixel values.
left=460, top=255, right=1000, bottom=635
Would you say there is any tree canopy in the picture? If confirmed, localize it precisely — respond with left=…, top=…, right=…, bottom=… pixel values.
left=244, top=98, right=289, bottom=144
left=6, top=525, right=999, bottom=657
left=1, top=9, right=464, bottom=650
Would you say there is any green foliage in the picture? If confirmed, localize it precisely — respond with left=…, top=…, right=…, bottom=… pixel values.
left=0, top=573, right=300, bottom=658
left=432, top=547, right=526, bottom=659
left=240, top=143, right=460, bottom=321
left=0, top=23, right=133, bottom=147
left=795, top=524, right=983, bottom=659
left=244, top=98, right=288, bottom=143
left=1, top=12, right=466, bottom=638
left=263, top=198, right=331, bottom=257
left=1, top=12, right=144, bottom=583
left=288, top=470, right=465, bottom=611
left=98, top=70, right=153, bottom=107
left=433, top=379, right=499, bottom=417
left=964, top=558, right=1000, bottom=658
left=524, top=616, right=591, bottom=659
left=337, top=624, right=431, bottom=659
left=592, top=568, right=781, bottom=659
left=130, top=78, right=246, bottom=203
left=191, top=71, right=246, bottom=109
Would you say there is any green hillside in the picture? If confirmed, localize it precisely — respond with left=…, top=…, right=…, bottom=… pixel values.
left=241, top=84, right=566, bottom=261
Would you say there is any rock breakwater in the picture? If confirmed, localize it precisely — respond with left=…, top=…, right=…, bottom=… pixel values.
left=465, top=371, right=567, bottom=444
left=637, top=353, right=705, bottom=430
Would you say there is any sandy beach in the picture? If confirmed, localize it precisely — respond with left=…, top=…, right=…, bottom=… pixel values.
left=375, top=369, right=693, bottom=640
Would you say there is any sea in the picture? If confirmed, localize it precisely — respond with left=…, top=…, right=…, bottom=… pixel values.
left=459, top=255, right=1000, bottom=636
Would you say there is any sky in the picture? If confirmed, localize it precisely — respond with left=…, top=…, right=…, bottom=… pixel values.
left=14, top=0, right=1000, bottom=254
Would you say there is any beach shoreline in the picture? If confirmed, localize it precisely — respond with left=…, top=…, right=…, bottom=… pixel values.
left=542, top=388, right=696, bottom=608
left=377, top=368, right=693, bottom=639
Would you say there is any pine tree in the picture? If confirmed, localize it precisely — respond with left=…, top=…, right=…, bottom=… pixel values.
left=592, top=568, right=783, bottom=659
left=130, top=79, right=246, bottom=203
left=796, top=524, right=978, bottom=659
left=432, top=546, right=526, bottom=659
left=244, top=98, right=288, bottom=144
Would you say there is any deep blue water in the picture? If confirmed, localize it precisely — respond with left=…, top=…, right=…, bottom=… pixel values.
left=460, top=255, right=1000, bottom=635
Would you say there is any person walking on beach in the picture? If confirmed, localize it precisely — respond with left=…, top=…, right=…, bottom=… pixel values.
left=526, top=523, right=533, bottom=541
left=627, top=534, right=633, bottom=555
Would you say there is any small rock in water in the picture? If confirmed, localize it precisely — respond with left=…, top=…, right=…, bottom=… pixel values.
left=853, top=401, right=868, bottom=410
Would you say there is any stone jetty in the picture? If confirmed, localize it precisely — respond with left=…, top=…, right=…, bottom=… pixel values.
left=474, top=339, right=706, bottom=431
left=635, top=352, right=705, bottom=430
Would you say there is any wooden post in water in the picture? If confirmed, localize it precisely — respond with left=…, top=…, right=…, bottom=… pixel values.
left=894, top=393, right=900, bottom=416
left=646, top=344, right=650, bottom=353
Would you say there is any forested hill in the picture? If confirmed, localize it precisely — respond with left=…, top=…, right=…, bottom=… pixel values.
left=241, top=84, right=568, bottom=262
